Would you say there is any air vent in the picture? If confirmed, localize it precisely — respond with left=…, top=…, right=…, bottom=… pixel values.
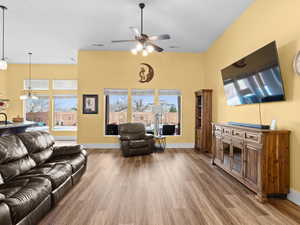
left=92, top=44, right=104, bottom=47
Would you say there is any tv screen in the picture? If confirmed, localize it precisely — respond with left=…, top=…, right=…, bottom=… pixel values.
left=221, top=41, right=285, bottom=106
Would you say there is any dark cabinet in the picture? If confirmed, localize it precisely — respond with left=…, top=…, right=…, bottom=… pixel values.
left=195, top=90, right=212, bottom=152
left=212, top=123, right=290, bottom=202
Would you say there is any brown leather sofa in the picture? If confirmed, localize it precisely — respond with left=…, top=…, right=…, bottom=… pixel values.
left=119, top=123, right=154, bottom=157
left=0, top=131, right=87, bottom=225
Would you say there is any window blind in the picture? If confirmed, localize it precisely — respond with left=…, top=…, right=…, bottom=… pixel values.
left=24, top=80, right=49, bottom=90
left=104, top=89, right=128, bottom=96
left=131, top=89, right=155, bottom=96
left=159, top=89, right=181, bottom=96
left=53, top=80, right=78, bottom=90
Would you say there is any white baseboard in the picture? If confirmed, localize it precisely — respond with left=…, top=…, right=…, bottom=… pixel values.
left=82, top=143, right=120, bottom=149
left=166, top=143, right=194, bottom=148
left=288, top=189, right=300, bottom=206
left=54, top=136, right=76, bottom=141
left=81, top=143, right=194, bottom=149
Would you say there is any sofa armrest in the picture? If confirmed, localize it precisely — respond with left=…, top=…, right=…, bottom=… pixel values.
left=52, top=145, right=84, bottom=157
left=119, top=136, right=130, bottom=141
left=0, top=202, right=12, bottom=225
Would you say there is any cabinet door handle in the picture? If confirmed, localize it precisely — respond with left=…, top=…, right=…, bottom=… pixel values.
left=247, top=134, right=257, bottom=140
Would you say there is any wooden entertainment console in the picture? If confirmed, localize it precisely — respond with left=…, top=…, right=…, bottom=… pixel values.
left=212, top=123, right=290, bottom=202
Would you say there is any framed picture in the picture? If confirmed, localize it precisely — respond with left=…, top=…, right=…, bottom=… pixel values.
left=83, top=95, right=98, bottom=114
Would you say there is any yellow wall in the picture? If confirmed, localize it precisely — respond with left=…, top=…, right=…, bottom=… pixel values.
left=204, top=0, right=300, bottom=192
left=6, top=64, right=78, bottom=137
left=78, top=51, right=204, bottom=144
left=0, top=70, right=7, bottom=97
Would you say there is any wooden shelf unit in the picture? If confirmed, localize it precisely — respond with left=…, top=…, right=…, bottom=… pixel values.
left=195, top=89, right=212, bottom=152
left=212, top=123, right=290, bottom=202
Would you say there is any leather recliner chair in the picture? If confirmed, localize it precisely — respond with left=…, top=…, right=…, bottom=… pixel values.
left=119, top=123, right=154, bottom=157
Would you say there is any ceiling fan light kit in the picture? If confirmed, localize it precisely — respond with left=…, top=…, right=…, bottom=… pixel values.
left=0, top=5, right=7, bottom=70
left=142, top=49, right=148, bottom=57
left=112, top=3, right=171, bottom=56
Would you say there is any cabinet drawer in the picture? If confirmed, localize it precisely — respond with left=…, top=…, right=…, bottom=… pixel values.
left=245, top=132, right=262, bottom=143
left=232, top=129, right=245, bottom=139
left=223, top=127, right=232, bottom=136
left=215, top=125, right=222, bottom=132
left=232, top=139, right=244, bottom=148
left=215, top=130, right=222, bottom=136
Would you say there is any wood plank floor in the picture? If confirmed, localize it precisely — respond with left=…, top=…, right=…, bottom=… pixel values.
left=39, top=149, right=300, bottom=225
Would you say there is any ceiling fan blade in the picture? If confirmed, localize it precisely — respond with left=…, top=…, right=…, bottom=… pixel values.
left=148, top=34, right=171, bottom=41
left=150, top=43, right=164, bottom=52
left=129, top=27, right=141, bottom=38
left=111, top=40, right=136, bottom=43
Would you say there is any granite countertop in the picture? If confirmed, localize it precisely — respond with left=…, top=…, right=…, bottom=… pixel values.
left=0, top=121, right=39, bottom=130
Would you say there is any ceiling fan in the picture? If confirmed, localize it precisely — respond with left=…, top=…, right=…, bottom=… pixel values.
left=112, top=3, right=171, bottom=56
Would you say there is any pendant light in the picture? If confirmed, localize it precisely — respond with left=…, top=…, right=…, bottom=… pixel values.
left=20, top=53, right=38, bottom=100
left=0, top=5, right=7, bottom=70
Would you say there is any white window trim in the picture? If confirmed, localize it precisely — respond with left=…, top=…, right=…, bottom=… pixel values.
left=158, top=93, right=183, bottom=137
left=23, top=95, right=50, bottom=131
left=103, top=90, right=129, bottom=137
left=52, top=95, right=78, bottom=132
left=52, top=80, right=78, bottom=90
left=103, top=89, right=183, bottom=137
left=24, top=79, right=49, bottom=91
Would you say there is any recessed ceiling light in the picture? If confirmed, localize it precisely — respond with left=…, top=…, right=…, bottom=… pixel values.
left=92, top=44, right=104, bottom=47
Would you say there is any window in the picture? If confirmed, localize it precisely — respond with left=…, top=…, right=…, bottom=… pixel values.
left=53, top=80, right=78, bottom=90
left=132, top=89, right=155, bottom=132
left=24, top=80, right=49, bottom=90
left=104, top=89, right=128, bottom=135
left=159, top=89, right=181, bottom=135
left=53, top=95, right=77, bottom=131
left=25, top=96, right=50, bottom=129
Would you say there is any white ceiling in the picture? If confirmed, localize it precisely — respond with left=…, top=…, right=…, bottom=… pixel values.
left=0, top=0, right=253, bottom=64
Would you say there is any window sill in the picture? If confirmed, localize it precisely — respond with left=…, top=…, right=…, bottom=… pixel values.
left=52, top=126, right=77, bottom=132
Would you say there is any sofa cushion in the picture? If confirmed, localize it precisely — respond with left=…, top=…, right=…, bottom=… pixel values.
left=0, top=135, right=36, bottom=182
left=20, top=163, right=72, bottom=189
left=47, top=153, right=86, bottom=173
left=129, top=139, right=149, bottom=148
left=0, top=177, right=51, bottom=224
left=0, top=135, right=29, bottom=163
left=52, top=145, right=83, bottom=157
left=0, top=156, right=36, bottom=181
left=17, top=131, right=55, bottom=165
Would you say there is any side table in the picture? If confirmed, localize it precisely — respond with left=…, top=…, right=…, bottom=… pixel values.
left=154, top=136, right=166, bottom=152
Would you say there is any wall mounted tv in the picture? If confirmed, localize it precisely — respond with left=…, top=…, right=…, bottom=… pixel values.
left=221, top=41, right=285, bottom=106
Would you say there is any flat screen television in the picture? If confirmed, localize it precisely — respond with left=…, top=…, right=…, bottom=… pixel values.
left=221, top=41, right=285, bottom=106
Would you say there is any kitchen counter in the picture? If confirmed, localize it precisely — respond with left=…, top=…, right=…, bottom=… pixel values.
left=0, top=121, right=39, bottom=136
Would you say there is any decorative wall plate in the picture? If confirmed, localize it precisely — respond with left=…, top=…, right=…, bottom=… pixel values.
left=139, top=63, right=154, bottom=83
left=293, top=51, right=300, bottom=75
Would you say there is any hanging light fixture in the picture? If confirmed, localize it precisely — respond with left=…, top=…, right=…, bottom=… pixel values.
left=20, top=53, right=38, bottom=100
left=0, top=5, right=7, bottom=70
